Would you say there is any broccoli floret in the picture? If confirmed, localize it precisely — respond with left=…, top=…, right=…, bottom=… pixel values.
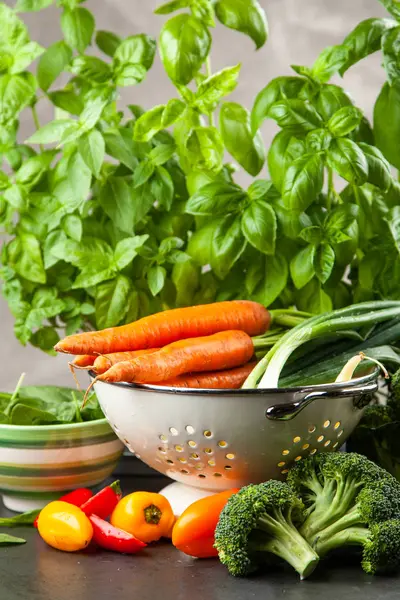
left=287, top=453, right=400, bottom=573
left=361, top=404, right=394, bottom=428
left=347, top=405, right=395, bottom=465
left=214, top=480, right=319, bottom=580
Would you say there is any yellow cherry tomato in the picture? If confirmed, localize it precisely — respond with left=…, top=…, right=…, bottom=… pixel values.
left=37, top=500, right=93, bottom=552
left=111, top=492, right=175, bottom=544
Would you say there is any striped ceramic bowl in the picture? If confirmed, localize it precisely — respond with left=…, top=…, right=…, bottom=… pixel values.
left=0, top=419, right=124, bottom=512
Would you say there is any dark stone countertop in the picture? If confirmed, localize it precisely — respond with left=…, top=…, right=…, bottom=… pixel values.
left=1, top=473, right=400, bottom=600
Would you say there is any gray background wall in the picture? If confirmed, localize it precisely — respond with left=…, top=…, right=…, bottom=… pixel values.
left=0, top=0, right=387, bottom=390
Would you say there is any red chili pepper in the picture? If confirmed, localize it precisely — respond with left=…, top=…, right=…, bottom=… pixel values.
left=89, top=514, right=147, bottom=554
left=80, top=481, right=122, bottom=520
left=34, top=488, right=93, bottom=528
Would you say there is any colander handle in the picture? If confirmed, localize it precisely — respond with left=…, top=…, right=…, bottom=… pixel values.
left=265, top=381, right=378, bottom=421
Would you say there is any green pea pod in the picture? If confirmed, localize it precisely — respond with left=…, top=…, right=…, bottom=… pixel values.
left=220, top=102, right=265, bottom=176
left=159, top=14, right=211, bottom=85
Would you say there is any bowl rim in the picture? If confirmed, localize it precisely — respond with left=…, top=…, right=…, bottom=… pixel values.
left=0, top=417, right=110, bottom=433
left=89, top=365, right=380, bottom=396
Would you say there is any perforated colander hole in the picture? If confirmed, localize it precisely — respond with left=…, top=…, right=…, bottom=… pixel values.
left=218, top=440, right=228, bottom=448
left=188, top=440, right=197, bottom=448
left=194, top=464, right=204, bottom=470
left=158, top=447, right=166, bottom=453
left=190, top=453, right=200, bottom=460
left=214, top=473, right=222, bottom=477
left=302, top=443, right=310, bottom=450
left=175, top=445, right=184, bottom=452
left=224, top=465, right=232, bottom=470
left=166, top=459, right=174, bottom=464
left=293, top=436, right=301, bottom=443
left=198, top=474, right=206, bottom=478
left=159, top=434, right=167, bottom=442
left=208, top=459, right=216, bottom=467
left=169, top=427, right=178, bottom=436
left=186, top=425, right=195, bottom=434
left=281, top=469, right=289, bottom=474
left=294, top=456, right=302, bottom=462
left=324, top=440, right=331, bottom=447
left=135, top=454, right=141, bottom=459
left=323, top=420, right=331, bottom=428
left=180, top=469, right=189, bottom=474
left=204, top=448, right=213, bottom=455
left=178, top=457, right=187, bottom=463
left=225, top=453, right=235, bottom=460
left=317, top=435, right=324, bottom=443
left=282, top=449, right=290, bottom=456
left=310, top=449, right=317, bottom=455
left=333, top=442, right=339, bottom=448
left=278, top=461, right=286, bottom=468
left=124, top=438, right=130, bottom=445
left=334, top=421, right=341, bottom=430
left=203, top=430, right=213, bottom=438
left=337, top=429, right=344, bottom=438
left=308, top=425, right=316, bottom=433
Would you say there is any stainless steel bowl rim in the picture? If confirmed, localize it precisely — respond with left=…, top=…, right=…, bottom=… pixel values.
left=88, top=365, right=379, bottom=396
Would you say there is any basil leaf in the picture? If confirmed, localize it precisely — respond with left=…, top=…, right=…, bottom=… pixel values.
left=70, top=56, right=111, bottom=84
left=186, top=181, right=246, bottom=215
left=282, top=153, right=324, bottom=212
left=324, top=204, right=358, bottom=237
left=315, top=243, right=335, bottom=284
left=78, top=129, right=105, bottom=178
left=0, top=509, right=39, bottom=526
left=159, top=14, right=211, bottom=85
left=62, top=214, right=82, bottom=242
left=251, top=252, right=288, bottom=306
left=113, top=34, right=156, bottom=86
left=95, top=30, right=122, bottom=57
left=16, top=152, right=54, bottom=188
left=61, top=7, right=94, bottom=54
left=290, top=244, right=316, bottom=290
left=113, top=235, right=148, bottom=271
left=193, top=65, right=240, bottom=113
left=155, top=0, right=189, bottom=14
left=15, top=0, right=53, bottom=11
left=327, top=106, right=363, bottom=137
left=379, top=0, right=400, bottom=20
left=251, top=76, right=305, bottom=133
left=187, top=219, right=220, bottom=266
left=340, top=18, right=397, bottom=75
left=296, top=278, right=332, bottom=314
left=0, top=74, right=36, bottom=124
left=151, top=166, right=174, bottom=210
left=0, top=4, right=29, bottom=53
left=149, top=144, right=176, bottom=166
left=267, top=131, right=306, bottom=192
left=7, top=234, right=46, bottom=284
left=0, top=534, right=26, bottom=546
left=298, top=226, right=323, bottom=245
left=31, top=327, right=59, bottom=354
left=10, top=41, right=44, bottom=75
left=134, top=101, right=186, bottom=142
left=268, top=99, right=323, bottom=132
left=315, top=84, right=352, bottom=121
left=131, top=181, right=155, bottom=225
left=95, top=275, right=131, bottom=329
left=241, top=200, right=276, bottom=255
left=214, top=0, right=268, bottom=49
left=306, top=129, right=332, bottom=153
left=185, top=126, right=224, bottom=172
left=311, top=45, right=349, bottom=83
left=148, top=265, right=167, bottom=296
left=327, top=138, right=368, bottom=185
left=220, top=102, right=265, bottom=176
left=103, top=128, right=139, bottom=171
left=358, top=143, right=392, bottom=191
left=374, top=81, right=400, bottom=170
left=99, top=177, right=135, bottom=235
left=210, top=214, right=246, bottom=279
left=172, top=259, right=200, bottom=306
left=133, top=160, right=155, bottom=188
left=27, top=119, right=74, bottom=144
left=37, top=40, right=72, bottom=92
left=247, top=179, right=279, bottom=202
left=382, top=26, right=400, bottom=83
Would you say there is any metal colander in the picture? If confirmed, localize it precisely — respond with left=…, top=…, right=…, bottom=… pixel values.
left=92, top=369, right=378, bottom=492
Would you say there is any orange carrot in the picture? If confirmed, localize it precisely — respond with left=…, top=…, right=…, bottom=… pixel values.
left=154, top=361, right=258, bottom=389
left=55, top=301, right=270, bottom=356
left=92, top=349, right=160, bottom=374
left=93, top=330, right=254, bottom=385
left=70, top=355, right=96, bottom=368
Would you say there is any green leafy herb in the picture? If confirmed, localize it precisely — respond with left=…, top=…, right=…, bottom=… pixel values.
left=0, top=534, right=26, bottom=545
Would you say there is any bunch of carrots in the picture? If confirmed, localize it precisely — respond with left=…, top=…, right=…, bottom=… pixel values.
left=54, top=301, right=298, bottom=392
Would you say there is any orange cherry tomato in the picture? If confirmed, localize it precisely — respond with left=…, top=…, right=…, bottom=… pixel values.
left=110, top=492, right=175, bottom=544
left=172, top=489, right=238, bottom=558
left=37, top=501, right=93, bottom=552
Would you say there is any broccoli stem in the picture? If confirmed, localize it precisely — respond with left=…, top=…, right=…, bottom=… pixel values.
left=252, top=514, right=319, bottom=579
left=314, top=526, right=370, bottom=557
